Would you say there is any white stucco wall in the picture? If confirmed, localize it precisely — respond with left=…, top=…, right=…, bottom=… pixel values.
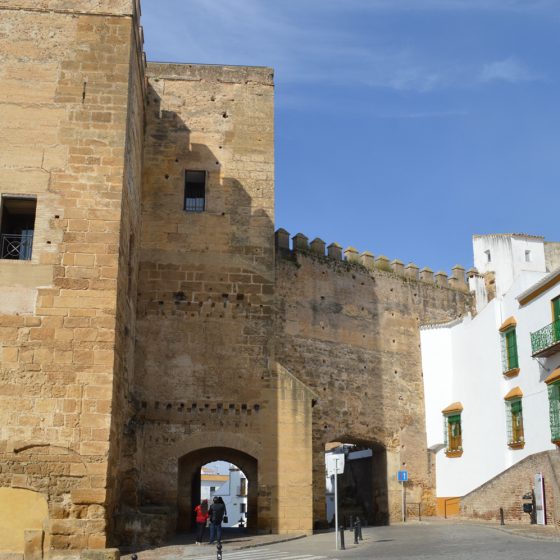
left=473, top=235, right=546, bottom=299
left=422, top=238, right=560, bottom=498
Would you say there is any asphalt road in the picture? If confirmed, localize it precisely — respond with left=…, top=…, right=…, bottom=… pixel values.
left=261, top=523, right=559, bottom=560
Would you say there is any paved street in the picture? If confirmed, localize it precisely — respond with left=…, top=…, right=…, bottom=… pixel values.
left=131, top=521, right=559, bottom=560
left=243, top=523, right=560, bottom=560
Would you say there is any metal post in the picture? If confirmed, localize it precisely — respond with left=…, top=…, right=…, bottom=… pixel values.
left=216, top=542, right=222, bottom=560
left=357, top=517, right=363, bottom=541
left=401, top=481, right=405, bottom=522
left=500, top=507, right=505, bottom=526
left=334, top=458, right=339, bottom=550
left=339, top=524, right=345, bottom=550
left=354, top=519, right=359, bottom=545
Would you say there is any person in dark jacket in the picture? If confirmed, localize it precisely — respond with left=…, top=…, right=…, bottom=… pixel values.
left=208, top=496, right=227, bottom=544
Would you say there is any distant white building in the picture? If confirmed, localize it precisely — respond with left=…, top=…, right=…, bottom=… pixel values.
left=421, top=234, right=560, bottom=508
left=205, top=465, right=248, bottom=528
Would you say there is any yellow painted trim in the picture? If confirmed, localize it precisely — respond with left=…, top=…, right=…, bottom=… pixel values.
left=545, top=368, right=560, bottom=385
left=445, top=450, right=463, bottom=458
left=519, top=274, right=560, bottom=306
left=504, top=386, right=523, bottom=400
left=508, top=441, right=525, bottom=450
left=503, top=367, right=520, bottom=378
left=442, top=402, right=463, bottom=414
left=200, top=474, right=229, bottom=482
left=499, top=316, right=517, bottom=333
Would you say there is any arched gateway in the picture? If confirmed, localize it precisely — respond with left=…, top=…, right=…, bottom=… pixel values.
left=177, top=447, right=258, bottom=532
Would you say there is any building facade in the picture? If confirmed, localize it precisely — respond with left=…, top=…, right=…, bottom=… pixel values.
left=421, top=234, right=560, bottom=522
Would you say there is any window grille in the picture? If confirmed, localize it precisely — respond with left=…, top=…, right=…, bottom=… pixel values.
left=505, top=399, right=524, bottom=446
left=548, top=383, right=560, bottom=443
left=184, top=170, right=206, bottom=212
left=501, top=328, right=519, bottom=372
left=444, top=413, right=462, bottom=453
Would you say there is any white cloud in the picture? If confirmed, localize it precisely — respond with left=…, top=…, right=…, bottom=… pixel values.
left=479, top=58, right=541, bottom=83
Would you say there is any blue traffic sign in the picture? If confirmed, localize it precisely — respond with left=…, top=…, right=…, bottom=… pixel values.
left=397, top=470, right=408, bottom=482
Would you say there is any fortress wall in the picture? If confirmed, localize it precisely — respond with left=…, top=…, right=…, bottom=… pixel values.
left=133, top=63, right=306, bottom=538
left=0, top=1, right=143, bottom=552
left=275, top=239, right=472, bottom=524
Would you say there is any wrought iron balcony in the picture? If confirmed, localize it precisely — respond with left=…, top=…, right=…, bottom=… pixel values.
left=0, top=232, right=33, bottom=260
left=531, top=319, right=560, bottom=357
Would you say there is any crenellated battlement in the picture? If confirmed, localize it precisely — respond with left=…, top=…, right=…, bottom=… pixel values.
left=275, top=228, right=469, bottom=292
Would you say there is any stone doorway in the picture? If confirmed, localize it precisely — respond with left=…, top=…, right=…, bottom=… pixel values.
left=177, top=447, right=258, bottom=534
left=324, top=440, right=388, bottom=526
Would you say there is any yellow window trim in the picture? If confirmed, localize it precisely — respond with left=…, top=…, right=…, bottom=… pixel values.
left=545, top=368, right=560, bottom=385
left=442, top=402, right=463, bottom=414
left=499, top=316, right=517, bottom=333
left=504, top=387, right=523, bottom=400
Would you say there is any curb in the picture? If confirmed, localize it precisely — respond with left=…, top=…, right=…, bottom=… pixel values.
left=235, top=534, right=308, bottom=550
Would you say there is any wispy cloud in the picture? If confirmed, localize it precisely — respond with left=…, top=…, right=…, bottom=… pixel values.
left=142, top=0, right=546, bottom=95
left=479, top=57, right=541, bottom=83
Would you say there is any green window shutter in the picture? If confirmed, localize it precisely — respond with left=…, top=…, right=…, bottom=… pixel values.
left=553, top=297, right=560, bottom=322
left=447, top=414, right=461, bottom=424
left=511, top=400, right=522, bottom=414
left=505, top=401, right=513, bottom=443
left=506, top=329, right=519, bottom=369
left=548, top=383, right=560, bottom=442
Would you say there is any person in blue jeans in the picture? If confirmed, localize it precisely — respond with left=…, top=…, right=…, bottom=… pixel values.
left=208, top=496, right=227, bottom=544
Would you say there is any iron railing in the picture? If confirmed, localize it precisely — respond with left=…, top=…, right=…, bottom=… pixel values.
left=1, top=232, right=33, bottom=260
left=531, top=319, right=560, bottom=356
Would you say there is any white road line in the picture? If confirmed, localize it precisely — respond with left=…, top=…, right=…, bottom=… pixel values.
left=186, top=550, right=330, bottom=560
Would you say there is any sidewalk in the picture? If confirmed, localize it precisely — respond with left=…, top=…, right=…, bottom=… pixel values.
left=121, top=532, right=308, bottom=560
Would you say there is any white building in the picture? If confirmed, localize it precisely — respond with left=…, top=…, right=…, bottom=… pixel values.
left=421, top=234, right=560, bottom=507
left=207, top=466, right=248, bottom=528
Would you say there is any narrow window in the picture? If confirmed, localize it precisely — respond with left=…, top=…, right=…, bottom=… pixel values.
left=501, top=327, right=519, bottom=374
left=239, top=477, right=247, bottom=496
left=525, top=250, right=531, bottom=262
left=485, top=249, right=491, bottom=263
left=0, top=196, right=36, bottom=260
left=184, top=170, right=206, bottom=212
left=505, top=398, right=524, bottom=448
left=240, top=503, right=246, bottom=513
left=445, top=414, right=462, bottom=453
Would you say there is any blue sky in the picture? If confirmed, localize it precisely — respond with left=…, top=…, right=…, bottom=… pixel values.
left=141, top=0, right=560, bottom=272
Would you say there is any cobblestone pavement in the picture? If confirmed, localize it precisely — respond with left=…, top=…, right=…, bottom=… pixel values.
left=123, top=520, right=560, bottom=560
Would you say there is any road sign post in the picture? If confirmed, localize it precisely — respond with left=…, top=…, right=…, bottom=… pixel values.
left=398, top=470, right=408, bottom=522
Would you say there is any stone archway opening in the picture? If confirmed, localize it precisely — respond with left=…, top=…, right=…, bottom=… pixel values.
left=324, top=439, right=388, bottom=526
left=177, top=447, right=257, bottom=535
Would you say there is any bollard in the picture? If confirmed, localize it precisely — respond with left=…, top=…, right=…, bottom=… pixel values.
left=358, top=518, right=363, bottom=541
left=500, top=507, right=505, bottom=526
left=354, top=520, right=359, bottom=545
left=216, top=542, right=222, bottom=560
left=339, top=524, right=345, bottom=550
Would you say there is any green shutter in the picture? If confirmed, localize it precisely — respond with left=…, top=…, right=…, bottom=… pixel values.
left=511, top=400, right=522, bottom=414
left=447, top=414, right=460, bottom=424
left=506, top=329, right=519, bottom=369
left=553, top=297, right=560, bottom=322
left=548, top=383, right=560, bottom=442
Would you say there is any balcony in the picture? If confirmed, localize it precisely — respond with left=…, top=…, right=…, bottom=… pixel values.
left=531, top=319, right=560, bottom=357
left=0, top=232, right=33, bottom=260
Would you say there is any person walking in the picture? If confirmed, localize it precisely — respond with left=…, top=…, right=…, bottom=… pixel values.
left=194, top=499, right=209, bottom=545
left=208, top=496, right=227, bottom=544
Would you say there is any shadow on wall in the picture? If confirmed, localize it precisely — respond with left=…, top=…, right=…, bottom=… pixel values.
left=114, top=83, right=278, bottom=547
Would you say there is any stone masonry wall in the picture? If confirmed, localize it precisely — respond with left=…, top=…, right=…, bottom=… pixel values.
left=275, top=236, right=473, bottom=525
left=460, top=450, right=560, bottom=526
left=0, top=0, right=141, bottom=553
left=132, top=63, right=289, bottom=538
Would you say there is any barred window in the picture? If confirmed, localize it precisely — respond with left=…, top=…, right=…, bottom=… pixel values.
left=505, top=398, right=524, bottom=448
left=501, top=327, right=519, bottom=374
left=0, top=196, right=36, bottom=261
left=548, top=383, right=560, bottom=444
left=184, top=170, right=206, bottom=212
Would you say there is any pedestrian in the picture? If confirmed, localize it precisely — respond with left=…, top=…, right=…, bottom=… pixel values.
left=194, top=499, right=209, bottom=545
left=208, top=496, right=227, bottom=544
